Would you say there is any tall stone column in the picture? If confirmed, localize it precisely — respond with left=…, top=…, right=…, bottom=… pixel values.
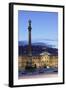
left=28, top=20, right=32, bottom=56
left=26, top=20, right=32, bottom=69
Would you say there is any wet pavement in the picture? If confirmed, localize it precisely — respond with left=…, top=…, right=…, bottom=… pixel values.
left=19, top=67, right=58, bottom=78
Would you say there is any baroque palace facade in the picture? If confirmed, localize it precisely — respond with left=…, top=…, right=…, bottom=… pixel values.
left=18, top=51, right=58, bottom=70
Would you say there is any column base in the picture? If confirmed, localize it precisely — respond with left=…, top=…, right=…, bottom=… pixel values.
left=25, top=65, right=36, bottom=72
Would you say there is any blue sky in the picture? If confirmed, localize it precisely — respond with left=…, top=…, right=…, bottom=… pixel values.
left=18, top=10, right=58, bottom=48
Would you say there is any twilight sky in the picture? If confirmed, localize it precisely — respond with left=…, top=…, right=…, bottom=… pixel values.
left=18, top=10, right=58, bottom=48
